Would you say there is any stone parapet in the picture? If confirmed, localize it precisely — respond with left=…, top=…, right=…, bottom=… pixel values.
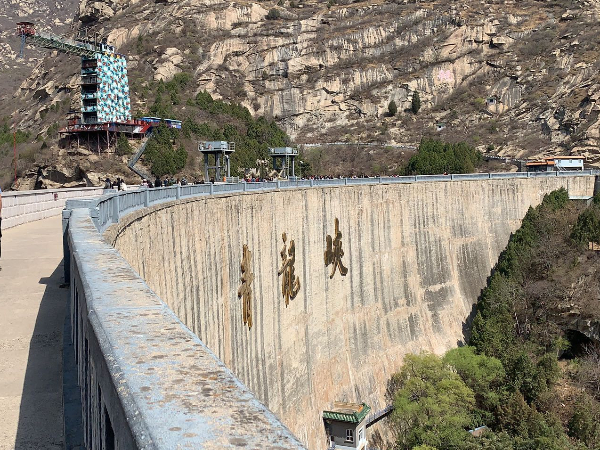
left=1, top=187, right=105, bottom=229
left=66, top=208, right=306, bottom=450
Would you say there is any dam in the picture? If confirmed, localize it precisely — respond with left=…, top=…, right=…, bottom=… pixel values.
left=64, top=173, right=595, bottom=449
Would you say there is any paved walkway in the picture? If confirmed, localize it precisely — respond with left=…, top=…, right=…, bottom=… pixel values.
left=0, top=216, right=66, bottom=450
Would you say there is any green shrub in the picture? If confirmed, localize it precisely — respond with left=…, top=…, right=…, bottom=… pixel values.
left=412, top=90, right=421, bottom=114
left=542, top=188, right=569, bottom=211
left=404, top=138, right=482, bottom=175
left=569, top=394, right=600, bottom=447
left=266, top=8, right=281, bottom=20
left=571, top=207, right=600, bottom=246
left=388, top=100, right=398, bottom=116
left=116, top=134, right=134, bottom=156
left=143, top=124, right=187, bottom=176
left=390, top=353, right=476, bottom=449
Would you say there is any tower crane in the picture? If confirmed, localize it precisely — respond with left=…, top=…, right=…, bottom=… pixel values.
left=17, top=21, right=132, bottom=130
left=16, top=22, right=181, bottom=177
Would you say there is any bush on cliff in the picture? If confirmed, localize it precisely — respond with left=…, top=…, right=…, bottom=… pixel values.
left=143, top=123, right=188, bottom=177
left=403, top=138, right=482, bottom=175
left=143, top=80, right=290, bottom=178
left=183, top=91, right=288, bottom=174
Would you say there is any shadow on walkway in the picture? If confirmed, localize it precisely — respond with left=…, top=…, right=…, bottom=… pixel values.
left=14, top=262, right=82, bottom=450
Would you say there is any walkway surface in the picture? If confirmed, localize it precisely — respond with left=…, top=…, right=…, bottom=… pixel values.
left=0, top=216, right=66, bottom=450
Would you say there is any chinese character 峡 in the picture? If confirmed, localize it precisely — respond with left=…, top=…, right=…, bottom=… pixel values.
left=324, top=218, right=348, bottom=279
left=278, top=233, right=301, bottom=306
left=238, top=244, right=254, bottom=329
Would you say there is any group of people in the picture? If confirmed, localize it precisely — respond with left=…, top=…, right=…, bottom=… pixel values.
left=103, top=177, right=128, bottom=191
left=152, top=177, right=192, bottom=188
left=102, top=174, right=401, bottom=191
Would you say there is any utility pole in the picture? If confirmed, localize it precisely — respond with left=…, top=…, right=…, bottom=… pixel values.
left=13, top=121, right=17, bottom=184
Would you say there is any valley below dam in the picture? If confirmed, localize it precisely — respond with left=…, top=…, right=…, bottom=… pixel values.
left=107, top=176, right=594, bottom=449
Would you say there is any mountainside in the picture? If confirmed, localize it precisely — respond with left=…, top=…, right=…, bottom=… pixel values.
left=0, top=0, right=78, bottom=98
left=2, top=0, right=600, bottom=188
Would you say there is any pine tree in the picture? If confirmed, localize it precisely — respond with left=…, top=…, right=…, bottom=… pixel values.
left=388, top=100, right=398, bottom=117
left=411, top=90, right=421, bottom=114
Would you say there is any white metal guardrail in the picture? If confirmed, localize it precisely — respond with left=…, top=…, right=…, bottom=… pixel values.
left=78, top=170, right=599, bottom=234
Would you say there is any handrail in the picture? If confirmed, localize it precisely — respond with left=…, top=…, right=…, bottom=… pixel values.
left=61, top=169, right=598, bottom=450
left=85, top=170, right=599, bottom=234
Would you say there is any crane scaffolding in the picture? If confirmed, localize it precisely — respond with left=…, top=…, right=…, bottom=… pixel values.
left=17, top=22, right=108, bottom=58
left=16, top=22, right=181, bottom=176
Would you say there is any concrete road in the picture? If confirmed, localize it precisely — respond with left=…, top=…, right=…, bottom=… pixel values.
left=0, top=216, right=65, bottom=450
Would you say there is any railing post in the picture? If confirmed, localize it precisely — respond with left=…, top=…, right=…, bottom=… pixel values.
left=62, top=209, right=71, bottom=284
left=344, top=178, right=348, bottom=185
left=310, top=179, right=314, bottom=187
left=277, top=180, right=281, bottom=189
left=210, top=183, right=214, bottom=195
left=112, top=195, right=120, bottom=223
left=144, top=188, right=150, bottom=207
left=176, top=185, right=181, bottom=199
left=243, top=182, right=247, bottom=192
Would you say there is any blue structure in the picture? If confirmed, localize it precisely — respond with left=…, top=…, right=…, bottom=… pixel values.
left=139, top=117, right=182, bottom=129
left=81, top=52, right=131, bottom=124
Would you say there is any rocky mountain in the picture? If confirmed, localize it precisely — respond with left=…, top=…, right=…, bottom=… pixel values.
left=3, top=0, right=600, bottom=188
left=0, top=0, right=78, bottom=99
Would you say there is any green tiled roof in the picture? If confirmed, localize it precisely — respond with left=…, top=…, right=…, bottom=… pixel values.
left=323, top=403, right=371, bottom=424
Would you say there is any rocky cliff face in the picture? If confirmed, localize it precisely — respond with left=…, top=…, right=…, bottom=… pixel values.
left=0, top=0, right=78, bottom=103
left=7, top=0, right=600, bottom=184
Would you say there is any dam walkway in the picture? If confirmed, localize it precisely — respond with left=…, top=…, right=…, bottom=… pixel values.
left=0, top=216, right=68, bottom=450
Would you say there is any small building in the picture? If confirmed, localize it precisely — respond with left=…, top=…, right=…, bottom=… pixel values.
left=550, top=156, right=585, bottom=171
left=525, top=160, right=555, bottom=172
left=323, top=402, right=371, bottom=450
left=526, top=156, right=585, bottom=172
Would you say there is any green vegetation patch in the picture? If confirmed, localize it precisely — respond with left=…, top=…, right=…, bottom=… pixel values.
left=141, top=74, right=290, bottom=178
left=388, top=189, right=600, bottom=449
left=403, top=138, right=482, bottom=175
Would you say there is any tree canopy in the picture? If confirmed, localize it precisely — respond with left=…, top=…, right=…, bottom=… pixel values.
left=388, top=189, right=599, bottom=450
left=403, top=138, right=482, bottom=175
left=390, top=353, right=476, bottom=450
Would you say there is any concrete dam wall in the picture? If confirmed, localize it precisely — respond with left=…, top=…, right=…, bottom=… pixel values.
left=108, top=176, right=594, bottom=449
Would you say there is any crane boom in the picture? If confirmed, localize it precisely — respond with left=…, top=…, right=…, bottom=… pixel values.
left=17, top=22, right=113, bottom=58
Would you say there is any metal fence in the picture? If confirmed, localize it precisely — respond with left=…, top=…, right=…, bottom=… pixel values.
left=86, top=170, right=599, bottom=234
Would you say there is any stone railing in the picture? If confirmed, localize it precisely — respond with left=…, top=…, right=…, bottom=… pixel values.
left=1, top=186, right=105, bottom=229
left=76, top=170, right=598, bottom=234
left=62, top=170, right=598, bottom=449
left=64, top=201, right=306, bottom=450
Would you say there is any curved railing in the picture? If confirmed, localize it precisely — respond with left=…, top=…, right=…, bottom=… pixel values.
left=62, top=170, right=598, bottom=449
left=82, top=170, right=598, bottom=234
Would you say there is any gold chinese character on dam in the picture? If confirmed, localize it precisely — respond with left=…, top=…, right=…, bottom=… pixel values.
left=278, top=233, right=301, bottom=306
left=324, top=218, right=348, bottom=279
left=238, top=244, right=254, bottom=329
